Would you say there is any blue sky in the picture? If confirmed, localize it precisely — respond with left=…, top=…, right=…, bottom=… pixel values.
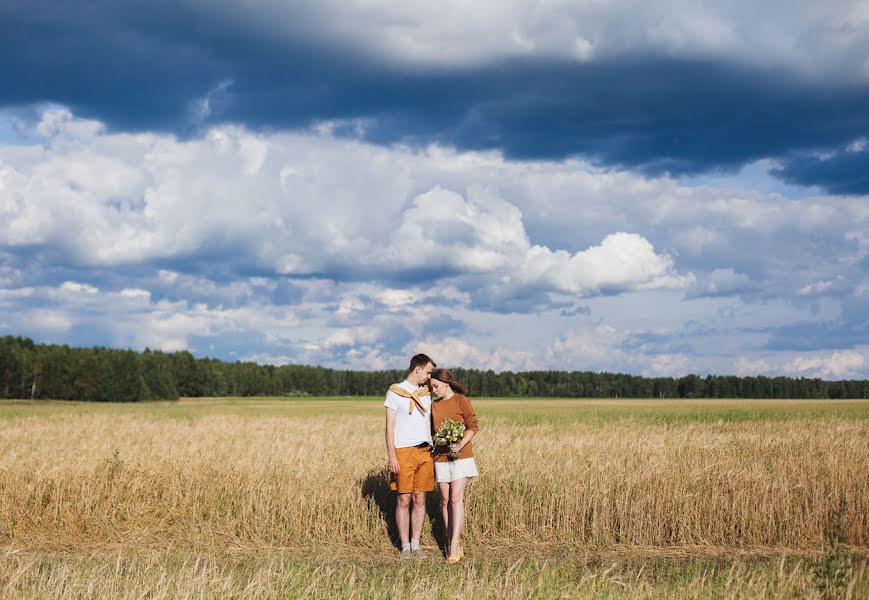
left=1, top=0, right=868, bottom=378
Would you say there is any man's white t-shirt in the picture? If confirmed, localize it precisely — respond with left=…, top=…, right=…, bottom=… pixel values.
left=384, top=379, right=433, bottom=448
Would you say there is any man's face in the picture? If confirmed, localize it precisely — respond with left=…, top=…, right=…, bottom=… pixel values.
left=417, top=362, right=433, bottom=384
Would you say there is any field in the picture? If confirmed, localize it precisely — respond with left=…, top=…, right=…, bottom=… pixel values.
left=1, top=397, right=867, bottom=598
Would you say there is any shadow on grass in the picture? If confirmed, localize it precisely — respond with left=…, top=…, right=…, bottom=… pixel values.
left=426, top=488, right=448, bottom=556
left=361, top=467, right=447, bottom=555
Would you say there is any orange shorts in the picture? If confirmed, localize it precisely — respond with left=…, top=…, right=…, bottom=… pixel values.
left=390, top=445, right=435, bottom=493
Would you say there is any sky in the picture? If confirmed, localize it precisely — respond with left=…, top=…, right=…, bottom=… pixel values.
left=1, top=0, right=868, bottom=378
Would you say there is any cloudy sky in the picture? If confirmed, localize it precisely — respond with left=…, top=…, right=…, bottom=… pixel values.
left=2, top=0, right=868, bottom=378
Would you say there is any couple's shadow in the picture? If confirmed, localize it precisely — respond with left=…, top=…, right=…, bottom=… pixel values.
left=361, top=467, right=447, bottom=554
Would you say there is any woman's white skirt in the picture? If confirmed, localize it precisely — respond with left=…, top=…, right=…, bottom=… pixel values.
left=434, top=457, right=479, bottom=483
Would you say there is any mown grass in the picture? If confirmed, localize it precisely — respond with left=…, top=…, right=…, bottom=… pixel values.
left=0, top=397, right=867, bottom=598
left=1, top=550, right=867, bottom=599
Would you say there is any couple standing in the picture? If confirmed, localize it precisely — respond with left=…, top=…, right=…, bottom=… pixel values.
left=384, top=353, right=479, bottom=563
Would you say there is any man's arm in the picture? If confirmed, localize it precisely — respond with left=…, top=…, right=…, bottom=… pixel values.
left=385, top=407, right=400, bottom=474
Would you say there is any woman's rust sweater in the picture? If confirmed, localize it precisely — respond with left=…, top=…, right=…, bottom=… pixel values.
left=431, top=393, right=479, bottom=462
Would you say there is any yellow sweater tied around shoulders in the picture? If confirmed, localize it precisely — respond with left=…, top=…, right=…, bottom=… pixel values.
left=388, top=384, right=432, bottom=415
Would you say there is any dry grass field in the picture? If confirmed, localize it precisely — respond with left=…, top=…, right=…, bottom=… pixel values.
left=1, top=397, right=867, bottom=598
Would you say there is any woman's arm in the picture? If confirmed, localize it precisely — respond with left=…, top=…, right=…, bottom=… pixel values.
left=450, top=396, right=478, bottom=452
left=451, top=428, right=475, bottom=453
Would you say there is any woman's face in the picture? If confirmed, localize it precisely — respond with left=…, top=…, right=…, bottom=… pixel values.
left=430, top=378, right=449, bottom=397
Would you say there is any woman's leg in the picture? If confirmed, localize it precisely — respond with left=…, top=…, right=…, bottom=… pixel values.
left=448, top=477, right=468, bottom=558
left=438, top=482, right=451, bottom=552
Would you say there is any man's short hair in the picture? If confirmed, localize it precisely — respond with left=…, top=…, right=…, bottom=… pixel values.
left=406, top=353, right=436, bottom=376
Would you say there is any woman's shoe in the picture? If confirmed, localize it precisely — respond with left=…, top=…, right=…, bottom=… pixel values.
left=447, top=553, right=462, bottom=564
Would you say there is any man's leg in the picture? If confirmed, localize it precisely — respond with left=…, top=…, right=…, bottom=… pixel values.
left=410, top=491, right=427, bottom=542
left=408, top=447, right=434, bottom=558
left=396, top=493, right=411, bottom=546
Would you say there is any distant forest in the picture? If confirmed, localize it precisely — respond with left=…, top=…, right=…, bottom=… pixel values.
left=1, top=336, right=867, bottom=401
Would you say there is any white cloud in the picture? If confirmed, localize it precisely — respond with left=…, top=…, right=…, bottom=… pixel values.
left=210, top=0, right=869, bottom=76
left=0, top=116, right=696, bottom=301
left=677, top=225, right=722, bottom=254
left=119, top=288, right=151, bottom=300
left=548, top=324, right=629, bottom=367
left=798, top=278, right=836, bottom=296
left=3, top=110, right=864, bottom=307
left=322, top=327, right=379, bottom=349
left=731, top=349, right=869, bottom=381
left=0, top=287, right=34, bottom=300
left=1, top=273, right=866, bottom=378
left=647, top=353, right=692, bottom=377
left=542, top=323, right=695, bottom=376
left=795, top=274, right=855, bottom=298
left=845, top=229, right=869, bottom=259
left=783, top=350, right=865, bottom=379
left=23, top=309, right=73, bottom=333
left=395, top=186, right=693, bottom=296
left=158, top=270, right=179, bottom=284
left=192, top=79, right=233, bottom=123
left=694, top=268, right=753, bottom=297
left=1, top=107, right=868, bottom=377
left=35, top=107, right=104, bottom=140
left=60, top=281, right=99, bottom=295
left=847, top=137, right=867, bottom=152
left=115, top=299, right=299, bottom=353
left=342, top=347, right=391, bottom=371
left=377, top=289, right=420, bottom=309
left=336, top=296, right=366, bottom=316
left=733, top=356, right=772, bottom=376
left=408, top=336, right=539, bottom=373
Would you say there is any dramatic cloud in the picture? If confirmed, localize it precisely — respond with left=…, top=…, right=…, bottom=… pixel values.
left=6, top=1, right=867, bottom=71
left=3, top=0, right=869, bottom=379
left=394, top=186, right=693, bottom=298
left=1, top=107, right=867, bottom=377
left=772, top=145, right=869, bottom=195
left=0, top=110, right=691, bottom=303
left=3, top=1, right=869, bottom=191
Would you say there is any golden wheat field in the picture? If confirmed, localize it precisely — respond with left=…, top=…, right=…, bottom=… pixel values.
left=0, top=397, right=867, bottom=599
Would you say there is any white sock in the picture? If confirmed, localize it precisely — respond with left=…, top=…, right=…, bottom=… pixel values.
left=410, top=539, right=420, bottom=550
left=402, top=542, right=411, bottom=551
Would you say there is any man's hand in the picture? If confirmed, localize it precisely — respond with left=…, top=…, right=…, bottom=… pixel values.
left=389, top=455, right=401, bottom=474
left=385, top=407, right=399, bottom=474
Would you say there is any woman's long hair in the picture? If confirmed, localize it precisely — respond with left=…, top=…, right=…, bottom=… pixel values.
left=430, top=368, right=469, bottom=395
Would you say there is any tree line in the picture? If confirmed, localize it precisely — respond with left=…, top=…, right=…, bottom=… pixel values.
left=1, top=336, right=867, bottom=401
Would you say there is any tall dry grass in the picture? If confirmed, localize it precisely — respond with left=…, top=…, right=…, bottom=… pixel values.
left=0, top=411, right=866, bottom=553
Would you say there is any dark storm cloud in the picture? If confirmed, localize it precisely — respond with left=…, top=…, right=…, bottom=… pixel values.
left=4, top=1, right=869, bottom=192
left=772, top=149, right=869, bottom=195
left=765, top=321, right=869, bottom=351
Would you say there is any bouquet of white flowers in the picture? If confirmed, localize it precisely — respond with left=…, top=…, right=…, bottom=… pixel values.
left=432, top=418, right=466, bottom=460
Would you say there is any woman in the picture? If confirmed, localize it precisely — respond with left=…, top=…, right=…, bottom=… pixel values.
left=429, top=368, right=479, bottom=564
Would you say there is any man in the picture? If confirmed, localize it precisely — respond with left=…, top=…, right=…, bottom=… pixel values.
left=384, top=353, right=436, bottom=559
